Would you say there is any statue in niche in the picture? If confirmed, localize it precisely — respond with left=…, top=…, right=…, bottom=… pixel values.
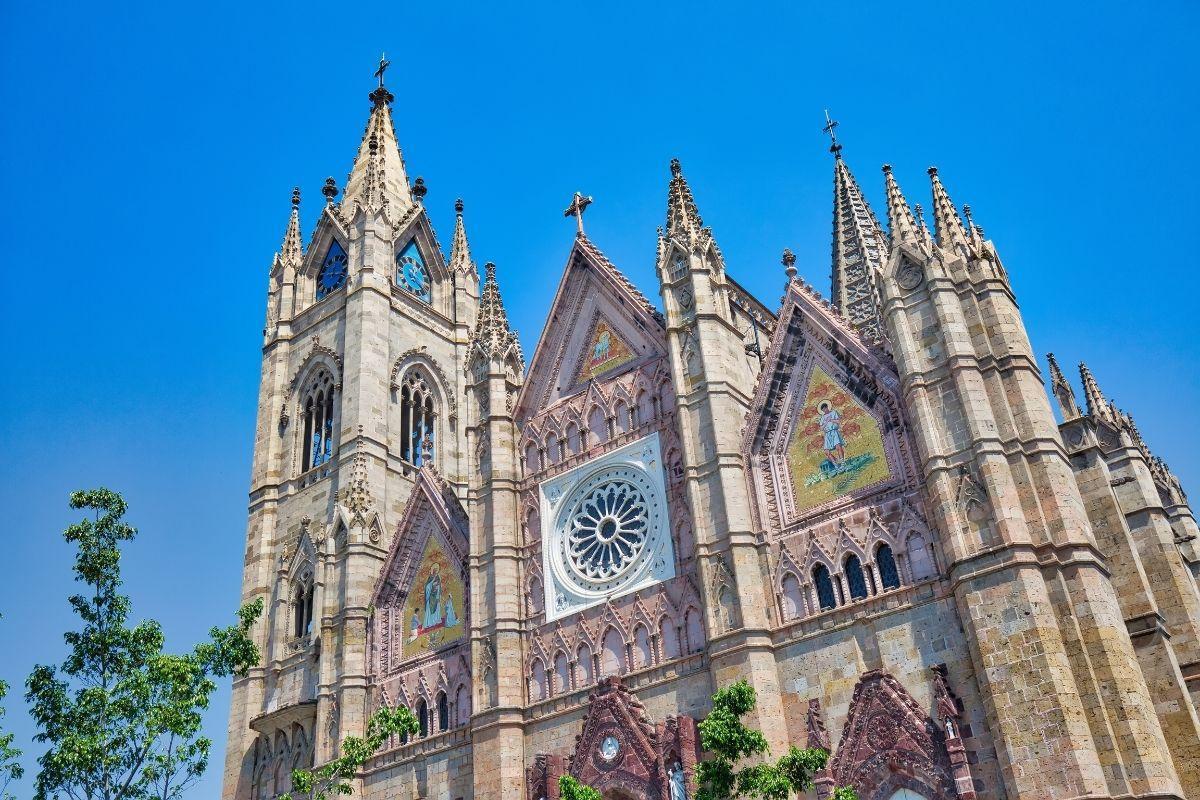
left=668, top=761, right=687, bottom=800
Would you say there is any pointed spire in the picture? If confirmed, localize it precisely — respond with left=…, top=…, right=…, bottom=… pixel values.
left=278, top=187, right=304, bottom=268
left=927, top=167, right=970, bottom=252
left=1046, top=353, right=1080, bottom=419
left=665, top=158, right=705, bottom=242
left=882, top=165, right=922, bottom=248
left=448, top=198, right=475, bottom=276
left=830, top=156, right=887, bottom=340
left=341, top=67, right=413, bottom=215
left=469, top=262, right=523, bottom=368
left=1079, top=361, right=1114, bottom=423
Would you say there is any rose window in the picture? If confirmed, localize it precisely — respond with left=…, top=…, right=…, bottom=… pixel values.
left=566, top=479, right=649, bottom=582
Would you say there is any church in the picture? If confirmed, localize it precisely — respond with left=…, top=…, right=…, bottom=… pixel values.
left=222, top=68, right=1200, bottom=800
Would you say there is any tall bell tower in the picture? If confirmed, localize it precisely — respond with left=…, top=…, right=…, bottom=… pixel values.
left=222, top=65, right=478, bottom=799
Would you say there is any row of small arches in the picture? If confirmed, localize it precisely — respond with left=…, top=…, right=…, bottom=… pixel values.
left=781, top=541, right=923, bottom=620
left=385, top=683, right=470, bottom=744
left=528, top=612, right=705, bottom=701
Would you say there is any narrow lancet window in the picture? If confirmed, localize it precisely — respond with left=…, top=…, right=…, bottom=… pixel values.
left=399, top=369, right=437, bottom=466
left=877, top=543, right=901, bottom=591
left=301, top=371, right=337, bottom=473
left=845, top=555, right=868, bottom=600
left=814, top=564, right=837, bottom=611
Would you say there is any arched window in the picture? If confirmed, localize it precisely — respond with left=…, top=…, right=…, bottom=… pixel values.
left=300, top=371, right=336, bottom=473
left=436, top=691, right=448, bottom=732
left=782, top=573, right=803, bottom=619
left=455, top=684, right=470, bottom=726
left=614, top=400, right=631, bottom=435
left=845, top=555, right=868, bottom=600
left=528, top=576, right=544, bottom=617
left=813, top=565, right=837, bottom=611
left=395, top=239, right=431, bottom=302
left=292, top=576, right=314, bottom=638
left=660, top=618, right=680, bottom=660
left=316, top=240, right=348, bottom=300
left=554, top=651, right=570, bottom=694
left=588, top=406, right=607, bottom=446
left=530, top=659, right=548, bottom=701
left=525, top=442, right=540, bottom=475
left=907, top=533, right=936, bottom=581
left=600, top=628, right=624, bottom=677
left=565, top=422, right=582, bottom=456
left=877, top=543, right=901, bottom=591
left=416, top=698, right=429, bottom=737
left=399, top=369, right=436, bottom=466
left=632, top=625, right=652, bottom=669
left=577, top=644, right=594, bottom=685
left=685, top=608, right=704, bottom=653
left=545, top=433, right=560, bottom=465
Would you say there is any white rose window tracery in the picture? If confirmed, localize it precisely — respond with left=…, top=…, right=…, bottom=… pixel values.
left=566, top=478, right=649, bottom=582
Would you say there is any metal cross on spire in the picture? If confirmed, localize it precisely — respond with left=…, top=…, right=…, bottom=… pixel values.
left=823, top=109, right=843, bottom=157
left=563, top=191, right=593, bottom=236
left=374, top=53, right=391, bottom=88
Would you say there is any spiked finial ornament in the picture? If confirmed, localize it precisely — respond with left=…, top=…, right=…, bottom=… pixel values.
left=782, top=248, right=797, bottom=279
left=455, top=197, right=464, bottom=215
left=291, top=187, right=301, bottom=208
left=670, top=158, right=683, bottom=178
left=322, top=177, right=339, bottom=204
left=412, top=177, right=427, bottom=203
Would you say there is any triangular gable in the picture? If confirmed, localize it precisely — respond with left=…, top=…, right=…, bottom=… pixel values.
left=515, top=236, right=666, bottom=423
left=568, top=677, right=665, bottom=799
left=744, top=280, right=917, bottom=525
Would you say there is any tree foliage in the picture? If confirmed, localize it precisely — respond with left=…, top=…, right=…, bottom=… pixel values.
left=281, top=706, right=419, bottom=800
left=25, top=488, right=264, bottom=800
left=557, top=774, right=603, bottom=800
left=695, top=680, right=858, bottom=800
left=0, top=616, right=24, bottom=800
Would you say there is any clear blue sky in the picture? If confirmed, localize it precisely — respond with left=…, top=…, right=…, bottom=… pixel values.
left=2, top=1, right=1198, bottom=796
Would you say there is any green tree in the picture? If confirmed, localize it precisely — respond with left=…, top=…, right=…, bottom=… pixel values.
left=558, top=774, right=602, bottom=800
left=0, top=616, right=24, bottom=800
left=25, top=488, right=263, bottom=800
left=695, top=680, right=858, bottom=800
left=281, top=706, right=419, bottom=800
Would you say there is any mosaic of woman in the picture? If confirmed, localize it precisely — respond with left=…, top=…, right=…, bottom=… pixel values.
left=423, top=563, right=443, bottom=629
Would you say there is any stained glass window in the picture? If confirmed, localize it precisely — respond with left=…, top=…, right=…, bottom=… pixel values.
left=316, top=240, right=348, bottom=300
left=877, top=543, right=901, bottom=590
left=814, top=564, right=837, bottom=610
left=845, top=554, right=869, bottom=600
left=395, top=239, right=431, bottom=302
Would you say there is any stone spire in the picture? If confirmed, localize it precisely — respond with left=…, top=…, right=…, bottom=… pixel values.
left=1079, top=361, right=1114, bottom=424
left=448, top=198, right=475, bottom=276
left=277, top=187, right=304, bottom=268
left=882, top=165, right=922, bottom=248
left=928, top=167, right=971, bottom=253
left=341, top=76, right=414, bottom=215
left=1046, top=353, right=1081, bottom=420
left=469, top=262, right=523, bottom=367
left=831, top=155, right=888, bottom=341
left=664, top=158, right=704, bottom=242
left=913, top=204, right=934, bottom=250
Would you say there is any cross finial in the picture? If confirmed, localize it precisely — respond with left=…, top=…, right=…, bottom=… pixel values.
left=563, top=191, right=593, bottom=236
left=823, top=109, right=842, bottom=157
left=374, top=53, right=391, bottom=88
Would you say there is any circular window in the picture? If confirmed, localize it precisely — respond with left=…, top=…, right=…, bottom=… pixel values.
left=566, top=478, right=648, bottom=583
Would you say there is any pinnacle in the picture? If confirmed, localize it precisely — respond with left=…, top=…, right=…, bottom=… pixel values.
left=1078, top=361, right=1113, bottom=423
left=830, top=156, right=887, bottom=341
left=928, top=167, right=970, bottom=252
left=470, top=261, right=523, bottom=366
left=448, top=198, right=475, bottom=276
left=279, top=187, right=304, bottom=268
left=882, top=165, right=921, bottom=249
left=341, top=90, right=414, bottom=215
left=664, top=158, right=704, bottom=242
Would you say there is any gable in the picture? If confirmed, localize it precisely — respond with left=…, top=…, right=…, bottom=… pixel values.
left=516, top=237, right=666, bottom=422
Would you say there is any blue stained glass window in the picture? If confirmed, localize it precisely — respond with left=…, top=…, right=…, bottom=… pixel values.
left=813, top=564, right=837, bottom=611
left=845, top=554, right=869, bottom=600
left=316, top=240, right=349, bottom=300
left=877, top=543, right=901, bottom=590
left=395, top=239, right=431, bottom=302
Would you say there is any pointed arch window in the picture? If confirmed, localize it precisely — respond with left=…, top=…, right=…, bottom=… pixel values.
left=301, top=371, right=337, bottom=473
left=399, top=369, right=437, bottom=466
left=436, top=691, right=449, bottom=732
left=416, top=698, right=429, bottom=737
left=813, top=564, right=837, bottom=611
left=781, top=573, right=803, bottom=619
left=316, top=240, right=349, bottom=300
left=845, top=554, right=869, bottom=600
left=395, top=239, right=431, bottom=302
left=876, top=543, right=901, bottom=591
left=292, top=575, right=315, bottom=639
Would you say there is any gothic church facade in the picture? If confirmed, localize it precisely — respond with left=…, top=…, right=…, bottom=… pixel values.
left=223, top=77, right=1200, bottom=800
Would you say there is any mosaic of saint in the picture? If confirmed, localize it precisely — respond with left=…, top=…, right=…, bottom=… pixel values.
left=405, top=535, right=465, bottom=657
left=577, top=319, right=634, bottom=383
left=786, top=364, right=891, bottom=514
